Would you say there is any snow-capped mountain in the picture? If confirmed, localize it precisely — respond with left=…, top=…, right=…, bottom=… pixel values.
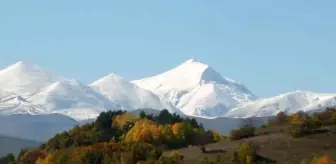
left=0, top=60, right=336, bottom=121
left=90, top=73, right=180, bottom=114
left=133, top=59, right=257, bottom=117
left=28, top=80, right=121, bottom=120
left=225, top=91, right=336, bottom=118
left=0, top=62, right=122, bottom=121
left=0, top=61, right=63, bottom=96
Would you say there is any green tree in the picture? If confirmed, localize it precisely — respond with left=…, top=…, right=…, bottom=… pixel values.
left=0, top=153, right=15, bottom=164
left=80, top=150, right=104, bottom=164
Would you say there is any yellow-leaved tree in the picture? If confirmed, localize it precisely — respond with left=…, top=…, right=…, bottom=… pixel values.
left=113, top=113, right=139, bottom=129
left=172, top=122, right=186, bottom=141
left=291, top=112, right=308, bottom=125
left=125, top=119, right=163, bottom=144
left=35, top=154, right=53, bottom=164
left=317, top=155, right=333, bottom=164
left=159, top=124, right=175, bottom=141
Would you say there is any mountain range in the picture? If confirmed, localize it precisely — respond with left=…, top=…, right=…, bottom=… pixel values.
left=0, top=59, right=335, bottom=121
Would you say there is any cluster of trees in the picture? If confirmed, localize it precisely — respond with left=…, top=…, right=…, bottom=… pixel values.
left=270, top=108, right=336, bottom=137
left=229, top=119, right=255, bottom=140
left=0, top=153, right=15, bottom=164
left=229, top=108, right=336, bottom=140
left=34, top=142, right=162, bottom=164
left=0, top=109, right=224, bottom=164
left=198, top=142, right=260, bottom=164
left=198, top=142, right=335, bottom=164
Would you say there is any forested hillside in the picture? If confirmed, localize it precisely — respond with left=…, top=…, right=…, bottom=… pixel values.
left=0, top=109, right=222, bottom=164
left=1, top=108, right=336, bottom=164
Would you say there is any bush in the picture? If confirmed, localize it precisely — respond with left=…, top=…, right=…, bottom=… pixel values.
left=230, top=126, right=255, bottom=140
left=288, top=116, right=321, bottom=138
left=200, top=145, right=206, bottom=153
left=0, top=153, right=15, bottom=164
left=269, top=112, right=289, bottom=126
left=210, top=130, right=226, bottom=142
left=230, top=118, right=256, bottom=140
left=235, top=142, right=257, bottom=164
left=307, top=155, right=334, bottom=164
left=80, top=149, right=104, bottom=164
left=255, top=128, right=269, bottom=136
left=288, top=124, right=306, bottom=137
left=198, top=155, right=228, bottom=164
left=317, top=155, right=333, bottom=164
left=18, top=150, right=47, bottom=164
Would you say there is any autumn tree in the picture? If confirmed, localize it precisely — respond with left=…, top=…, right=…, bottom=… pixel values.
left=159, top=124, right=175, bottom=141
left=125, top=119, right=163, bottom=144
left=36, top=154, right=53, bottom=164
left=18, top=149, right=47, bottom=164
left=309, top=155, right=334, bottom=164
left=291, top=111, right=308, bottom=124
left=235, top=142, right=258, bottom=164
left=96, top=110, right=125, bottom=129
left=269, top=111, right=288, bottom=126
left=230, top=118, right=255, bottom=140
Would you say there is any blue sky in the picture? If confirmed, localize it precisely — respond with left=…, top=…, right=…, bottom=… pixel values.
left=0, top=1, right=335, bottom=97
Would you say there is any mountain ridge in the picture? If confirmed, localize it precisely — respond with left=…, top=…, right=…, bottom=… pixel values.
left=0, top=59, right=335, bottom=120
left=90, top=73, right=181, bottom=114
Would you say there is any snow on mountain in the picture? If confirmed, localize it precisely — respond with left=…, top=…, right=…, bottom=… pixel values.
left=28, top=80, right=121, bottom=120
left=0, top=89, right=12, bottom=100
left=132, top=59, right=257, bottom=117
left=225, top=91, right=336, bottom=118
left=90, top=73, right=181, bottom=114
left=1, top=60, right=336, bottom=121
left=0, top=61, right=63, bottom=96
left=0, top=94, right=47, bottom=115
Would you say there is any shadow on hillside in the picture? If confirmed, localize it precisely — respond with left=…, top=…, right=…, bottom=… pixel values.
left=199, top=145, right=226, bottom=154
left=203, top=149, right=226, bottom=154
left=303, top=128, right=331, bottom=137
left=256, top=154, right=277, bottom=164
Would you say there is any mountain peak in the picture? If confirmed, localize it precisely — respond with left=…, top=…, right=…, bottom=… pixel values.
left=133, top=59, right=257, bottom=116
left=91, top=73, right=128, bottom=86
left=105, top=73, right=124, bottom=79
left=180, top=58, right=208, bottom=69
left=3, top=61, right=41, bottom=73
left=183, top=58, right=201, bottom=64
left=0, top=61, right=63, bottom=95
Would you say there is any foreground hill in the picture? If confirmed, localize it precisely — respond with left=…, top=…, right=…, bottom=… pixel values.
left=2, top=109, right=336, bottom=164
left=166, top=131, right=336, bottom=163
